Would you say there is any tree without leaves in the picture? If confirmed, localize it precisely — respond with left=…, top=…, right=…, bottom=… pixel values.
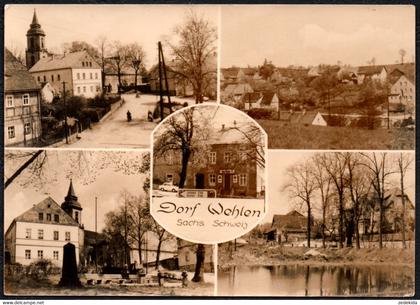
left=154, top=108, right=196, bottom=188
left=396, top=152, right=414, bottom=249
left=95, top=36, right=110, bottom=92
left=318, top=152, right=349, bottom=248
left=110, top=41, right=130, bottom=90
left=359, top=152, right=396, bottom=249
left=4, top=150, right=147, bottom=191
left=126, top=43, right=146, bottom=88
left=284, top=160, right=317, bottom=248
left=168, top=10, right=217, bottom=103
left=62, top=41, right=100, bottom=60
left=311, top=154, right=332, bottom=248
left=399, top=49, right=407, bottom=64
left=345, top=154, right=371, bottom=249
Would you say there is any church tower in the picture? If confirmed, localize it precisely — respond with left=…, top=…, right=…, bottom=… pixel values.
left=25, top=9, right=48, bottom=69
left=61, top=180, right=83, bottom=226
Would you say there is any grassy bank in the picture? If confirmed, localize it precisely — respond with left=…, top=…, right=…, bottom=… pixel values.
left=218, top=243, right=415, bottom=269
left=258, top=120, right=414, bottom=150
left=4, top=274, right=213, bottom=296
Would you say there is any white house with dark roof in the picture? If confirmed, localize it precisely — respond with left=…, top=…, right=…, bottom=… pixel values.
left=4, top=181, right=84, bottom=266
left=5, top=48, right=42, bottom=147
left=29, top=51, right=102, bottom=98
left=388, top=74, right=415, bottom=111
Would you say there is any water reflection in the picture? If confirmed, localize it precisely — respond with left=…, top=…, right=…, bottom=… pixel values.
left=218, top=264, right=414, bottom=296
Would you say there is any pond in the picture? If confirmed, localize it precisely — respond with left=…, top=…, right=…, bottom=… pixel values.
left=217, top=264, right=414, bottom=296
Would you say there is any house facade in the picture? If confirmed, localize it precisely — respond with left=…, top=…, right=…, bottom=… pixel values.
left=29, top=51, right=102, bottom=98
left=265, top=210, right=309, bottom=244
left=5, top=49, right=42, bottom=147
left=154, top=127, right=264, bottom=198
left=177, top=240, right=214, bottom=272
left=388, top=75, right=415, bottom=109
left=5, top=181, right=84, bottom=266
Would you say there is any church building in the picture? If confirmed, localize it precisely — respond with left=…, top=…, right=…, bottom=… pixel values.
left=25, top=10, right=102, bottom=98
left=5, top=181, right=84, bottom=266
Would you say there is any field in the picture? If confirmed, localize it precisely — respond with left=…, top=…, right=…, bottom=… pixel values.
left=257, top=120, right=415, bottom=150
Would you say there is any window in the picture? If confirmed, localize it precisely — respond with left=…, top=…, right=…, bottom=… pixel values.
left=54, top=214, right=59, bottom=222
left=96, top=85, right=100, bottom=92
left=209, top=152, right=216, bottom=164
left=218, top=175, right=222, bottom=184
left=57, top=74, right=61, bottom=81
left=38, top=250, right=43, bottom=259
left=83, top=86, right=86, bottom=93
left=209, top=174, right=216, bottom=186
left=38, top=213, right=43, bottom=221
left=53, top=231, right=59, bottom=240
left=89, top=62, right=92, bottom=67
left=51, top=75, right=54, bottom=82
left=37, top=76, right=41, bottom=82
left=75, top=211, right=79, bottom=223
left=77, top=87, right=81, bottom=94
left=23, top=94, right=30, bottom=105
left=82, top=62, right=85, bottom=67
left=25, top=250, right=31, bottom=259
left=43, top=75, right=46, bottom=82
left=53, top=251, right=59, bottom=260
left=38, top=229, right=44, bottom=240
left=224, top=152, right=231, bottom=163
left=25, top=228, right=31, bottom=239
left=239, top=174, right=247, bottom=186
left=24, top=123, right=31, bottom=135
left=77, top=73, right=80, bottom=80
left=166, top=174, right=173, bottom=182
left=65, top=232, right=71, bottom=241
left=233, top=175, right=238, bottom=183
left=6, top=96, right=14, bottom=107
left=8, top=126, right=15, bottom=139
left=185, top=252, right=190, bottom=262
left=23, top=107, right=31, bottom=115
left=46, top=213, right=51, bottom=221
left=95, top=73, right=98, bottom=79
left=82, top=73, right=86, bottom=80
left=90, top=73, right=93, bottom=79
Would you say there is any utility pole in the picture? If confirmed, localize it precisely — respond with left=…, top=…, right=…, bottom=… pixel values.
left=159, top=42, right=173, bottom=114
left=62, top=81, right=69, bottom=144
left=158, top=43, right=164, bottom=121
left=145, top=231, right=148, bottom=274
left=95, top=196, right=98, bottom=274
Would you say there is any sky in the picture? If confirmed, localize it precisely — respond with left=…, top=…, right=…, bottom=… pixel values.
left=5, top=4, right=219, bottom=69
left=221, top=5, right=415, bottom=68
left=262, top=150, right=416, bottom=224
left=4, top=150, right=148, bottom=232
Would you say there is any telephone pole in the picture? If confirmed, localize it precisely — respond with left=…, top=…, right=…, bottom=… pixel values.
left=62, top=81, right=69, bottom=144
left=95, top=196, right=98, bottom=273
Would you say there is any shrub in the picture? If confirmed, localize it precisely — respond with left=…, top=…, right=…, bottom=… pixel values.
left=247, top=108, right=273, bottom=119
left=26, top=259, right=54, bottom=280
left=325, top=114, right=347, bottom=127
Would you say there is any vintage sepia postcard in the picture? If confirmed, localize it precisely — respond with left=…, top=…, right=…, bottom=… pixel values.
left=220, top=5, right=415, bottom=150
left=218, top=150, right=415, bottom=296
left=4, top=5, right=217, bottom=149
left=4, top=149, right=215, bottom=296
left=2, top=3, right=417, bottom=301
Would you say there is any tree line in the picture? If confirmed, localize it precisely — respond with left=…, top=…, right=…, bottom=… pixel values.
left=284, top=152, right=414, bottom=249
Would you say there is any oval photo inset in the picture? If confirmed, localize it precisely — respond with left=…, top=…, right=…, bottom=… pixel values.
left=151, top=104, right=267, bottom=244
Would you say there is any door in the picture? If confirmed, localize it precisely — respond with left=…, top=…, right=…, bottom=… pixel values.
left=195, top=173, right=205, bottom=189
left=222, top=174, right=232, bottom=196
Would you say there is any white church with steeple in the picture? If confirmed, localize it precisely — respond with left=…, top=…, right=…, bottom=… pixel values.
left=5, top=180, right=85, bottom=266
